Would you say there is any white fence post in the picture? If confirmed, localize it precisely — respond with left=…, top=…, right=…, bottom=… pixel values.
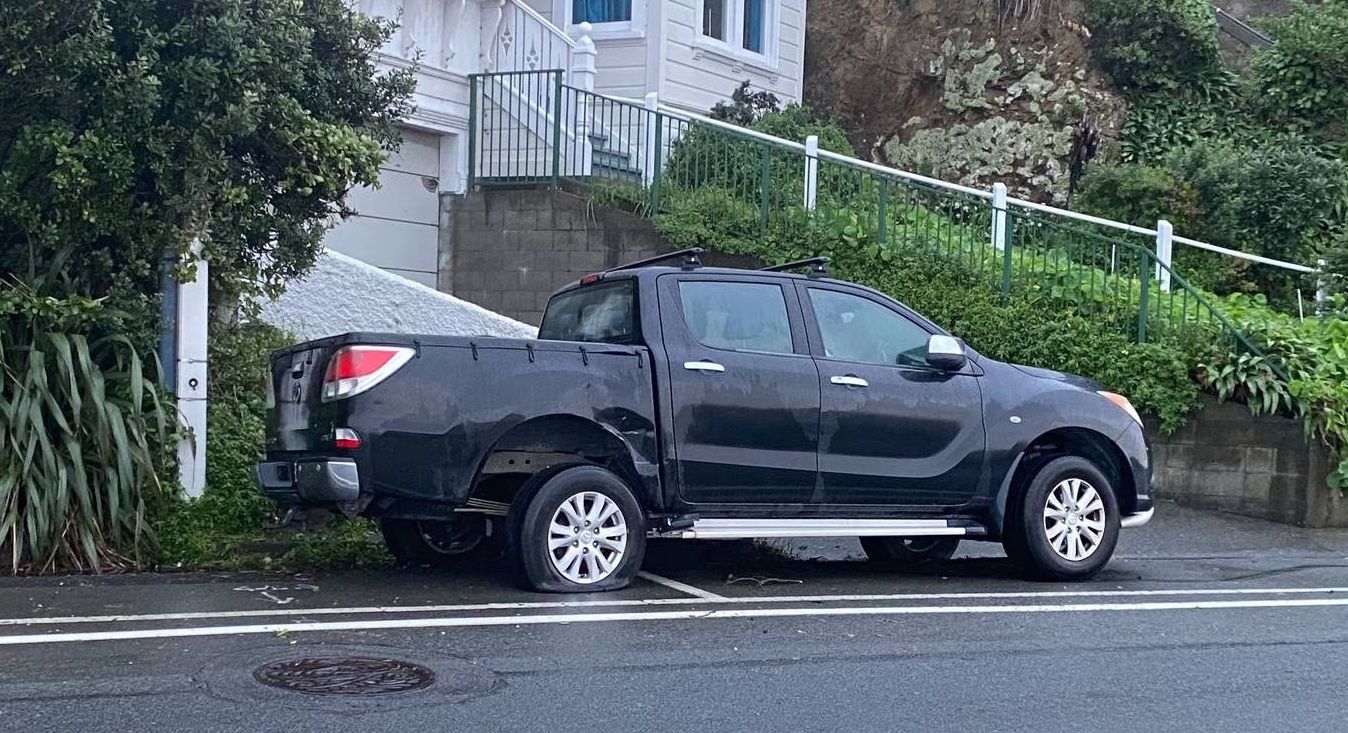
left=1156, top=219, right=1174, bottom=292
left=568, top=23, right=596, bottom=178
left=804, top=135, right=819, bottom=211
left=643, top=92, right=660, bottom=186
left=176, top=239, right=209, bottom=498
left=991, top=182, right=1008, bottom=252
left=1316, top=258, right=1329, bottom=315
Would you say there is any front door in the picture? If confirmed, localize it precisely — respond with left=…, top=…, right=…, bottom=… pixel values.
left=658, top=275, right=821, bottom=506
left=801, top=283, right=985, bottom=508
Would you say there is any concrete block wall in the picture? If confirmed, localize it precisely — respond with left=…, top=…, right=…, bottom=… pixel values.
left=443, top=188, right=761, bottom=325
left=1147, top=396, right=1348, bottom=528
left=444, top=189, right=665, bottom=325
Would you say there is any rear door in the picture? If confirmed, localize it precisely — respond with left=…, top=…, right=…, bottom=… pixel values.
left=800, top=283, right=985, bottom=508
left=657, top=274, right=821, bottom=506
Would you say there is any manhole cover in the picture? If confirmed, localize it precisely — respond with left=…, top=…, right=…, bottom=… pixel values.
left=253, top=656, right=436, bottom=696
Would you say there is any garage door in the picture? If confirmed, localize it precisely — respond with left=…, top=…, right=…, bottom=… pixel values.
left=323, top=128, right=442, bottom=288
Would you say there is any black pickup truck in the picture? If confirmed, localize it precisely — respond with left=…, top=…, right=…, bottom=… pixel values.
left=256, top=249, right=1154, bottom=592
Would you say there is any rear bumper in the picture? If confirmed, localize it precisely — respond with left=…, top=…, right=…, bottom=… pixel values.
left=254, top=458, right=361, bottom=504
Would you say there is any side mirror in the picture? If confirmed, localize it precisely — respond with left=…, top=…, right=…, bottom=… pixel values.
left=925, top=334, right=967, bottom=371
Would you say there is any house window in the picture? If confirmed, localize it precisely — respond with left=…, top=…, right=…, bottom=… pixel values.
left=702, top=0, right=726, bottom=41
left=700, top=0, right=772, bottom=59
left=572, top=0, right=631, bottom=24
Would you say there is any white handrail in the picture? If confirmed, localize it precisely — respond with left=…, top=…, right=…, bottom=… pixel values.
left=1006, top=197, right=1157, bottom=238
left=1173, top=235, right=1319, bottom=274
left=815, top=149, right=993, bottom=200
left=651, top=104, right=809, bottom=152
left=509, top=0, right=577, bottom=50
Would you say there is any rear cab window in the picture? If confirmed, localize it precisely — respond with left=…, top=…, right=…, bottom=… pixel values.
left=539, top=280, right=638, bottom=344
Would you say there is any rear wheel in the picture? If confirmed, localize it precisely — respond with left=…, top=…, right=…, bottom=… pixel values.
left=860, top=537, right=960, bottom=566
left=1004, top=456, right=1120, bottom=581
left=380, top=517, right=494, bottom=566
left=508, top=465, right=646, bottom=593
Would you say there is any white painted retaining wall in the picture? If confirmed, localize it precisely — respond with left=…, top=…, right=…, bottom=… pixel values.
left=258, top=249, right=538, bottom=340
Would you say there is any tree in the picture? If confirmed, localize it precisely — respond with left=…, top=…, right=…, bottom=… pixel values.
left=0, top=0, right=415, bottom=571
left=0, top=0, right=416, bottom=347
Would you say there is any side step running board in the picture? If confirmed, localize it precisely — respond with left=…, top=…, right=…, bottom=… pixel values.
left=655, top=518, right=977, bottom=540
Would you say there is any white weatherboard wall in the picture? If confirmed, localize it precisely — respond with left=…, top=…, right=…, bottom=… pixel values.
left=662, top=0, right=805, bottom=112
left=259, top=249, right=537, bottom=341
left=324, top=129, right=444, bottom=288
left=530, top=0, right=805, bottom=112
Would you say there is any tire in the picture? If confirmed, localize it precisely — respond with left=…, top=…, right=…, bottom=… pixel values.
left=380, top=516, right=494, bottom=567
left=1004, top=455, right=1120, bottom=582
left=860, top=536, right=960, bottom=566
left=507, top=465, right=647, bottom=593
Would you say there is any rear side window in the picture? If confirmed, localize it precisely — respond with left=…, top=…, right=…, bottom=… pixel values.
left=539, top=281, right=637, bottom=344
left=677, top=281, right=794, bottom=354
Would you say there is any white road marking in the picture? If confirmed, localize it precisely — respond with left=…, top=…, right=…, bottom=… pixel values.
left=637, top=571, right=729, bottom=601
left=5, top=585, right=1348, bottom=627
left=4, top=596, right=1348, bottom=646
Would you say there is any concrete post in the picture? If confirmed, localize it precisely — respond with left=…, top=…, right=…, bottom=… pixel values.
left=1156, top=219, right=1174, bottom=292
left=991, top=182, right=1008, bottom=252
left=176, top=240, right=209, bottom=498
left=804, top=135, right=819, bottom=211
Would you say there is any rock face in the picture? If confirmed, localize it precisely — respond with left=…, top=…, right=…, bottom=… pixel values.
left=257, top=249, right=537, bottom=341
left=804, top=0, right=1127, bottom=204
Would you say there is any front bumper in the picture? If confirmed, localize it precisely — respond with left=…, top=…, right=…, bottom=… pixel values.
left=255, top=458, right=361, bottom=504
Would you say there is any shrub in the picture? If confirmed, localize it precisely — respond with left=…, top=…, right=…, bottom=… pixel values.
left=1246, top=0, right=1348, bottom=147
left=1085, top=0, right=1225, bottom=93
left=0, top=280, right=169, bottom=573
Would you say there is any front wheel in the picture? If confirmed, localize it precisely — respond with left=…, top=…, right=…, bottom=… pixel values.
left=1004, top=456, right=1120, bottom=582
left=860, top=537, right=960, bottom=566
left=508, top=465, right=647, bottom=593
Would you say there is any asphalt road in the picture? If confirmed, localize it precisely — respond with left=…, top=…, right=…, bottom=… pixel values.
left=3, top=502, right=1348, bottom=732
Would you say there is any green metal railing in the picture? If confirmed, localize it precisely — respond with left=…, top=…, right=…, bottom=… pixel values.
left=467, top=70, right=1278, bottom=362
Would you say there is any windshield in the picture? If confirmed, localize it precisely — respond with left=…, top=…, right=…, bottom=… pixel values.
left=537, top=280, right=638, bottom=344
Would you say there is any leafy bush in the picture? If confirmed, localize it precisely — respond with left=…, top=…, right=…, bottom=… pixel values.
left=0, top=281, right=169, bottom=573
left=1246, top=0, right=1348, bottom=147
left=1078, top=139, right=1344, bottom=304
left=1085, top=0, right=1226, bottom=93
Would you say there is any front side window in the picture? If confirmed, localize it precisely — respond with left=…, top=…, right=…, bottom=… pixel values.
left=573, top=0, right=632, bottom=24
left=809, top=289, right=932, bottom=367
left=678, top=281, right=793, bottom=355
left=539, top=281, right=637, bottom=344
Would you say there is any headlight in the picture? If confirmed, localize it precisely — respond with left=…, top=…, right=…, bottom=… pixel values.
left=1098, top=391, right=1142, bottom=426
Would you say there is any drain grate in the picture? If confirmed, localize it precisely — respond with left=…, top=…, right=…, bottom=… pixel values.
left=253, top=656, right=436, bottom=696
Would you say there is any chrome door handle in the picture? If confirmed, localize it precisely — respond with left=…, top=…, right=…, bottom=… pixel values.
left=830, top=375, right=869, bottom=388
left=684, top=361, right=726, bottom=373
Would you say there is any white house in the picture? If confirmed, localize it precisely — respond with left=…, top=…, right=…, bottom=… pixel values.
left=322, top=0, right=809, bottom=287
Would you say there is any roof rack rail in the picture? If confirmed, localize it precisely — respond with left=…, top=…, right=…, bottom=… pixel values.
left=759, top=257, right=830, bottom=278
left=607, top=247, right=704, bottom=273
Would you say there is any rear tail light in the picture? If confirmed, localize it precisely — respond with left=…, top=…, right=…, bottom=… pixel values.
left=333, top=428, right=362, bottom=450
left=264, top=368, right=276, bottom=409
left=321, top=345, right=416, bottom=402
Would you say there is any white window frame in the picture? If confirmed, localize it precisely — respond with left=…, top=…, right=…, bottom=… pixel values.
left=553, top=0, right=646, bottom=41
left=694, top=0, right=779, bottom=71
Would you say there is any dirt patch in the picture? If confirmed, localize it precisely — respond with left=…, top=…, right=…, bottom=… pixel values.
left=804, top=0, right=1127, bottom=203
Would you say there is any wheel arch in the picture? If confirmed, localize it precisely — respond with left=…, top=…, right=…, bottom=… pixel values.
left=990, top=426, right=1136, bottom=537
left=468, top=413, right=653, bottom=514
